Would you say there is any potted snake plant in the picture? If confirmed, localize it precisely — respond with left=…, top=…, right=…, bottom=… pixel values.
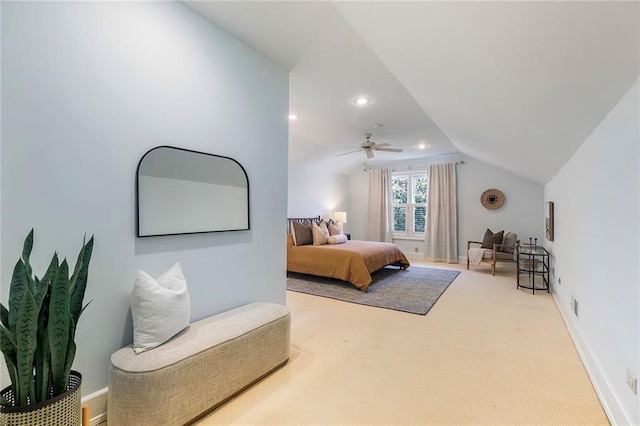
left=0, top=230, right=93, bottom=426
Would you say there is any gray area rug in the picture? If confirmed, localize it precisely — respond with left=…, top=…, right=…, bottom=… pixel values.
left=287, top=266, right=460, bottom=315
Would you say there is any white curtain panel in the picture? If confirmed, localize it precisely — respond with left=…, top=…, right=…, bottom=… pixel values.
left=367, top=168, right=393, bottom=242
left=424, top=163, right=458, bottom=262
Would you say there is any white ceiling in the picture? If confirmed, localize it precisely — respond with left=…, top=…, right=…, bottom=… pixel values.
left=184, top=1, right=639, bottom=184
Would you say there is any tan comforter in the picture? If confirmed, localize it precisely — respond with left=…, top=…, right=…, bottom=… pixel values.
left=287, top=235, right=410, bottom=291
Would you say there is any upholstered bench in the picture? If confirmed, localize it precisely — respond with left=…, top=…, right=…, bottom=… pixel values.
left=107, top=302, right=290, bottom=425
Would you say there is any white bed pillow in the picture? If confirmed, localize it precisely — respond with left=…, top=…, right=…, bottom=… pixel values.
left=328, top=233, right=348, bottom=245
left=131, top=262, right=191, bottom=354
left=312, top=221, right=329, bottom=245
left=328, top=222, right=343, bottom=236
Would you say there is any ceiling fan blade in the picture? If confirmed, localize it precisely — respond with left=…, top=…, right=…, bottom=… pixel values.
left=374, top=143, right=390, bottom=147
left=374, top=147, right=403, bottom=153
left=366, top=149, right=375, bottom=159
left=337, top=149, right=363, bottom=157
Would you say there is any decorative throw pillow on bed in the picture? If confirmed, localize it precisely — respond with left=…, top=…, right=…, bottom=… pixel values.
left=327, top=219, right=344, bottom=235
left=312, top=221, right=330, bottom=245
left=327, top=221, right=343, bottom=236
left=328, top=233, right=348, bottom=245
left=481, top=228, right=504, bottom=249
left=130, top=262, right=191, bottom=354
left=291, top=220, right=313, bottom=246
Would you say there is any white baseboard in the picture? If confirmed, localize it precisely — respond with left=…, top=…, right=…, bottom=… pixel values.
left=552, top=293, right=633, bottom=425
left=82, top=387, right=108, bottom=425
left=403, top=252, right=424, bottom=259
left=402, top=252, right=468, bottom=263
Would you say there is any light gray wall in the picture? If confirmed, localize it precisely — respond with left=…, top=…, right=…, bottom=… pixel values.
left=348, top=154, right=543, bottom=257
left=288, top=164, right=350, bottom=231
left=544, top=79, right=639, bottom=425
left=457, top=155, right=543, bottom=249
left=1, top=2, right=289, bottom=396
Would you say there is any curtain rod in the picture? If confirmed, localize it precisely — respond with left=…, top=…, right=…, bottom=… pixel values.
left=387, top=160, right=465, bottom=172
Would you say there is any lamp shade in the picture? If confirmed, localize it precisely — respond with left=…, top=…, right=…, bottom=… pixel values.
left=333, top=211, right=347, bottom=224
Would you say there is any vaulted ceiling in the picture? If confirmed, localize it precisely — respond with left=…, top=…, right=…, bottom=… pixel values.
left=185, top=1, right=639, bottom=184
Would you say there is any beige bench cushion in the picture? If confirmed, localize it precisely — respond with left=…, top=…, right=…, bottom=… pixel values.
left=108, top=302, right=290, bottom=426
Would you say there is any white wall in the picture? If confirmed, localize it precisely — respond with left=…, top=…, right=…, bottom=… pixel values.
left=348, top=154, right=543, bottom=257
left=544, top=79, right=639, bottom=425
left=1, top=2, right=289, bottom=396
left=288, top=163, right=350, bottom=231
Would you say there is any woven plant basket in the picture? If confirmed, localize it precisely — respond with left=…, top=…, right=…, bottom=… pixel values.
left=0, top=371, right=82, bottom=426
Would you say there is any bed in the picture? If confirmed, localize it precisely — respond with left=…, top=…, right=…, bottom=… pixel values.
left=287, top=217, right=410, bottom=291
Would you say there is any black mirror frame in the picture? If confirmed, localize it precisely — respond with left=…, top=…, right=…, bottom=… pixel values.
left=135, top=145, right=250, bottom=237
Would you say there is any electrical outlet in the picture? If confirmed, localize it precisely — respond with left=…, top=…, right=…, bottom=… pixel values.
left=627, top=370, right=637, bottom=395
left=414, top=247, right=419, bottom=253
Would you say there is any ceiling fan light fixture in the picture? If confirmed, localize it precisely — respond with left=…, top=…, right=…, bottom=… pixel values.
left=354, top=97, right=371, bottom=106
left=337, top=133, right=402, bottom=159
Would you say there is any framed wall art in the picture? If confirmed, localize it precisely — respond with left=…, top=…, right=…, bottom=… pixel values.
left=545, top=201, right=554, bottom=241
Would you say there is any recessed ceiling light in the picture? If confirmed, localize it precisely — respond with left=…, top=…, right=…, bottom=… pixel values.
left=354, top=97, right=371, bottom=105
left=417, top=143, right=428, bottom=149
left=288, top=114, right=299, bottom=120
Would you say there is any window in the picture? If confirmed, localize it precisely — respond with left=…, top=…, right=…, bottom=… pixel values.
left=392, top=171, right=427, bottom=238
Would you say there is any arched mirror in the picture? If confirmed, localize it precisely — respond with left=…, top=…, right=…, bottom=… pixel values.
left=136, top=146, right=250, bottom=237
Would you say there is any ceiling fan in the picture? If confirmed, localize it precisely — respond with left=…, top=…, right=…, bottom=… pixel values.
left=338, top=133, right=403, bottom=159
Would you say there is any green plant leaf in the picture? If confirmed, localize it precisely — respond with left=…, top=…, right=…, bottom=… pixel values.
left=62, top=321, right=76, bottom=393
left=0, top=326, right=18, bottom=404
left=0, top=326, right=17, bottom=353
left=48, top=259, right=70, bottom=395
left=0, top=303, right=9, bottom=329
left=70, top=236, right=93, bottom=326
left=41, top=253, right=59, bottom=285
left=21, top=229, right=33, bottom=264
left=34, top=328, right=50, bottom=403
left=16, top=287, right=38, bottom=406
left=36, top=288, right=50, bottom=339
left=69, top=236, right=85, bottom=293
left=34, top=253, right=57, bottom=311
left=21, top=229, right=34, bottom=289
left=8, top=259, right=27, bottom=332
left=35, top=284, right=51, bottom=403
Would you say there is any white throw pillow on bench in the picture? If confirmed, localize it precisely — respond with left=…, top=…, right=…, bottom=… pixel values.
left=130, top=262, right=191, bottom=354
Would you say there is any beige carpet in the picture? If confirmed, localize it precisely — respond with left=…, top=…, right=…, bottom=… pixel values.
left=196, top=260, right=608, bottom=425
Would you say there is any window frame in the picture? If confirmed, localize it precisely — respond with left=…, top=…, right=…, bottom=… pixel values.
left=391, top=170, right=427, bottom=239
